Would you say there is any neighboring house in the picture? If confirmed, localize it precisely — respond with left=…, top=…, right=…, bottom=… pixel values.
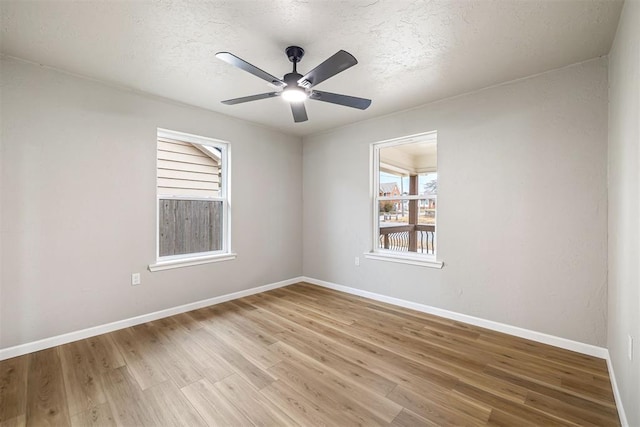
left=157, top=137, right=221, bottom=198
left=379, top=182, right=402, bottom=214
left=422, top=187, right=437, bottom=212
left=379, top=182, right=400, bottom=197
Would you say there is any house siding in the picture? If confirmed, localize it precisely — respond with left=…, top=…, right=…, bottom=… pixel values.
left=157, top=137, right=220, bottom=198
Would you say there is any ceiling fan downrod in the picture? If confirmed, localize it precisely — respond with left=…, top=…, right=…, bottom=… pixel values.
left=285, top=45, right=305, bottom=73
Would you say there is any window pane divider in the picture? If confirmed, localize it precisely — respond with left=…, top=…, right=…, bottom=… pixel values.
left=378, top=195, right=429, bottom=201
left=158, top=195, right=225, bottom=202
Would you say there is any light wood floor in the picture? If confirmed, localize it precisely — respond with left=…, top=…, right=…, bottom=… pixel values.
left=1, top=282, right=620, bottom=426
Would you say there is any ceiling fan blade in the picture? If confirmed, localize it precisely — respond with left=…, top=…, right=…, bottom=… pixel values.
left=298, top=50, right=358, bottom=88
left=216, top=52, right=285, bottom=87
left=290, top=102, right=308, bottom=123
left=309, top=90, right=371, bottom=110
left=221, top=92, right=279, bottom=105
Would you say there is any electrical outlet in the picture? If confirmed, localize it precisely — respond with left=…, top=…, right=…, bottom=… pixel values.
left=354, top=256, right=360, bottom=266
left=131, top=273, right=141, bottom=286
left=629, top=335, right=633, bottom=361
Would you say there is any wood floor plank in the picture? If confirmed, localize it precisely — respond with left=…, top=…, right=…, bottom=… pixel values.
left=248, top=290, right=355, bottom=332
left=101, top=366, right=160, bottom=426
left=25, top=348, right=71, bottom=426
left=270, top=287, right=357, bottom=325
left=253, top=302, right=461, bottom=392
left=436, top=368, right=529, bottom=405
left=252, top=289, right=490, bottom=383
left=348, top=317, right=490, bottom=372
left=266, top=360, right=388, bottom=426
left=3, top=282, right=621, bottom=426
left=201, top=318, right=281, bottom=370
left=560, top=376, right=618, bottom=403
left=206, top=302, right=281, bottom=347
left=269, top=342, right=403, bottom=423
left=0, top=414, right=26, bottom=427
left=69, top=402, right=116, bottom=427
left=133, top=323, right=204, bottom=388
left=391, top=408, right=440, bottom=427
left=0, top=355, right=28, bottom=423
left=109, top=328, right=168, bottom=390
left=150, top=318, right=235, bottom=384
left=295, top=282, right=480, bottom=335
left=261, top=380, right=339, bottom=427
left=148, top=315, right=193, bottom=338
left=172, top=312, right=205, bottom=332
left=524, top=391, right=619, bottom=427
left=486, top=407, right=554, bottom=427
left=271, top=323, right=397, bottom=396
left=58, top=340, right=107, bottom=416
left=228, top=298, right=260, bottom=311
left=286, top=284, right=433, bottom=331
left=142, top=380, right=207, bottom=426
left=484, top=364, right=619, bottom=415
left=233, top=302, right=290, bottom=337
left=181, top=379, right=254, bottom=426
left=452, top=381, right=576, bottom=426
left=387, top=384, right=491, bottom=427
left=83, top=335, right=125, bottom=374
left=189, top=328, right=276, bottom=390
left=214, top=374, right=297, bottom=426
left=403, top=323, right=609, bottom=380
left=478, top=332, right=608, bottom=373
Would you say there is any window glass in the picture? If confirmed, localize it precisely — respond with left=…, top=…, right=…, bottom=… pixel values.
left=157, top=129, right=229, bottom=259
left=374, top=134, right=437, bottom=256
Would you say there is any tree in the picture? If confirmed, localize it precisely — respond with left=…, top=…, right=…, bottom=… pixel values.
left=423, top=179, right=437, bottom=195
left=380, top=201, right=395, bottom=213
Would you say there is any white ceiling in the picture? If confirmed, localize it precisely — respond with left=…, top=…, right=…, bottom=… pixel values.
left=0, top=0, right=623, bottom=137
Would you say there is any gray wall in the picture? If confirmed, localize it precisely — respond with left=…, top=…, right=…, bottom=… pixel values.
left=608, top=0, right=640, bottom=423
left=303, top=58, right=609, bottom=346
left=0, top=57, right=303, bottom=349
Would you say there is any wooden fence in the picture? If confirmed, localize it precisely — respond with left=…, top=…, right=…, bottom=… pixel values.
left=159, top=199, right=222, bottom=256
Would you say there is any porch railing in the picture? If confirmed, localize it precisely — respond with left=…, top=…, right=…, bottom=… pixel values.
left=379, top=224, right=436, bottom=254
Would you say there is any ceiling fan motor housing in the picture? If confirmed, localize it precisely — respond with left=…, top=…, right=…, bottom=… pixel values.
left=284, top=72, right=304, bottom=88
left=285, top=46, right=305, bottom=63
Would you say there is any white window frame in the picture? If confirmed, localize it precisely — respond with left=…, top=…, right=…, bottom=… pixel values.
left=365, top=131, right=443, bottom=269
left=149, top=128, right=235, bottom=271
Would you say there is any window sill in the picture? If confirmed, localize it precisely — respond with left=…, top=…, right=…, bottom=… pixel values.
left=148, top=253, right=237, bottom=272
left=364, top=252, right=444, bottom=269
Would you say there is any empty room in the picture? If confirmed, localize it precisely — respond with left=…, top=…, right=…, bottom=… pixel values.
left=1, top=0, right=638, bottom=425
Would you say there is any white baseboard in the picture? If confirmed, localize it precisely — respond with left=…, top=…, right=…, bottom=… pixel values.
left=0, top=276, right=303, bottom=361
left=301, top=276, right=609, bottom=359
left=605, top=353, right=629, bottom=427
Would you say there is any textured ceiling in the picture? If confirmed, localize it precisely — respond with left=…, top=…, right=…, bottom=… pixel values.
left=0, top=0, right=623, bottom=137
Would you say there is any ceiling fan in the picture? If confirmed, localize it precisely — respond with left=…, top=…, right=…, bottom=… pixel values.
left=215, top=46, right=371, bottom=123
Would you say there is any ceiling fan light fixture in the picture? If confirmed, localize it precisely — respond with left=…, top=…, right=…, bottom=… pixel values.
left=281, top=86, right=308, bottom=103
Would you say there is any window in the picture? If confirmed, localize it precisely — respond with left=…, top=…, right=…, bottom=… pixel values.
left=366, top=131, right=442, bottom=268
left=149, top=129, right=234, bottom=271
